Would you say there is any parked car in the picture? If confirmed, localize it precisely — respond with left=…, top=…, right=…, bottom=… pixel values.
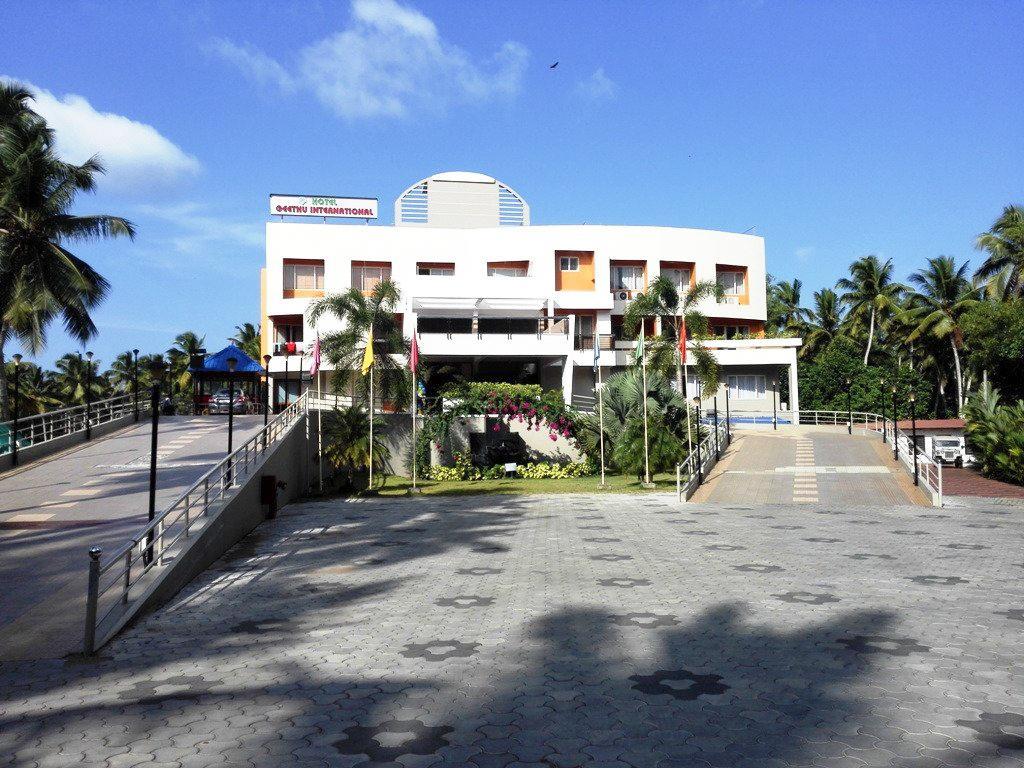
left=930, top=436, right=976, bottom=467
left=208, top=388, right=250, bottom=415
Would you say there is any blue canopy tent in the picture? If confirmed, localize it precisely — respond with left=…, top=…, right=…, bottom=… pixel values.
left=188, top=344, right=267, bottom=415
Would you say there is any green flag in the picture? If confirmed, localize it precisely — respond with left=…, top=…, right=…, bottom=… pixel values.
left=635, top=328, right=645, bottom=365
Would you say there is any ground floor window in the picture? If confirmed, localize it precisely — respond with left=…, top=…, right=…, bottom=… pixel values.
left=728, top=374, right=766, bottom=399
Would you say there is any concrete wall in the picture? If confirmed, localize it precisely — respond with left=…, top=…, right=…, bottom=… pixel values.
left=425, top=414, right=582, bottom=470
left=0, top=412, right=138, bottom=473
left=130, top=416, right=313, bottom=626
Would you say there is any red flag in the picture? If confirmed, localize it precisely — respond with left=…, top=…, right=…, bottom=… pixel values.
left=410, top=332, right=419, bottom=374
left=678, top=319, right=687, bottom=364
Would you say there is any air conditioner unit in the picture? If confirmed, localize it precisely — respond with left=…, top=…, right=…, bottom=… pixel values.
left=722, top=296, right=739, bottom=305
left=617, top=290, right=630, bottom=301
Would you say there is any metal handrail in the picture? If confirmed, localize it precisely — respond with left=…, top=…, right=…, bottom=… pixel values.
left=84, top=392, right=309, bottom=652
left=1, top=392, right=143, bottom=455
left=676, top=420, right=730, bottom=501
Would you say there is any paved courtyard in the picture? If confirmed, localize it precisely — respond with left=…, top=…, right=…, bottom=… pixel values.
left=1, top=493, right=1022, bottom=767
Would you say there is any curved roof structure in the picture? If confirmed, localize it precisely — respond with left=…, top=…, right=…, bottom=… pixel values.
left=394, top=171, right=529, bottom=228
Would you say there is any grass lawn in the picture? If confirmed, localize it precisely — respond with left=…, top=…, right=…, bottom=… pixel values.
left=376, top=472, right=679, bottom=497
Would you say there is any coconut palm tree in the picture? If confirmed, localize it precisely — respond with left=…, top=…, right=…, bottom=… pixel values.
left=307, top=280, right=411, bottom=410
left=0, top=81, right=134, bottom=420
left=905, top=256, right=979, bottom=414
left=50, top=353, right=107, bottom=406
left=836, top=255, right=904, bottom=365
left=800, top=289, right=845, bottom=358
left=975, top=204, right=1024, bottom=299
left=771, top=278, right=811, bottom=335
left=165, top=331, right=205, bottom=395
left=229, top=322, right=261, bottom=360
left=104, top=351, right=140, bottom=393
left=622, top=275, right=721, bottom=397
left=4, top=359, right=59, bottom=415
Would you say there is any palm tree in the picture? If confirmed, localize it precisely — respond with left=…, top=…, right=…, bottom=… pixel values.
left=307, top=280, right=411, bottom=409
left=801, top=289, right=845, bottom=358
left=905, top=256, right=979, bottom=414
left=50, top=353, right=107, bottom=406
left=322, top=404, right=391, bottom=489
left=622, top=275, right=721, bottom=397
left=104, top=351, right=140, bottom=393
left=771, top=278, right=811, bottom=335
left=4, top=359, right=59, bottom=415
left=0, top=81, right=134, bottom=420
left=165, top=331, right=205, bottom=395
left=975, top=204, right=1024, bottom=299
left=836, top=255, right=904, bottom=365
left=229, top=322, right=261, bottom=360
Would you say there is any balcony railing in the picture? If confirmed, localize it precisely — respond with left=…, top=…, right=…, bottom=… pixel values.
left=273, top=341, right=306, bottom=355
left=573, top=333, right=615, bottom=351
left=417, top=317, right=569, bottom=340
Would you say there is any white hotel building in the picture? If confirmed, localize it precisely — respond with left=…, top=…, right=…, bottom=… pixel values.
left=261, top=171, right=801, bottom=416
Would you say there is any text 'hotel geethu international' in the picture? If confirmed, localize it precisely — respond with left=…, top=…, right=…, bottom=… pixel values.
left=261, top=171, right=802, bottom=417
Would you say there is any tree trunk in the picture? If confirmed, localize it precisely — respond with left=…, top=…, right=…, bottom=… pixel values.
left=0, top=334, right=9, bottom=423
left=951, top=338, right=964, bottom=416
left=863, top=307, right=875, bottom=365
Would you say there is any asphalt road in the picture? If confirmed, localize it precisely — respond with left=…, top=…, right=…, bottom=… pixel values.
left=0, top=414, right=265, bottom=660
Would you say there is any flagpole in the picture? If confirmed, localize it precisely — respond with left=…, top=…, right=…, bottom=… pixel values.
left=368, top=361, right=374, bottom=492
left=642, top=341, right=651, bottom=486
left=598, top=361, right=606, bottom=487
left=316, top=338, right=323, bottom=493
left=411, top=344, right=417, bottom=493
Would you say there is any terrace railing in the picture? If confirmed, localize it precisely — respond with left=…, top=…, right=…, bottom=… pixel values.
left=1, top=393, right=143, bottom=457
left=83, top=392, right=309, bottom=653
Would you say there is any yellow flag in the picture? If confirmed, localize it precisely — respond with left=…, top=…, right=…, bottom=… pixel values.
left=361, top=329, right=374, bottom=375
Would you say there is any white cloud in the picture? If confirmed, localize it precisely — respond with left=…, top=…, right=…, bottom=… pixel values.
left=137, top=202, right=264, bottom=258
left=207, top=39, right=297, bottom=93
left=576, top=68, right=618, bottom=101
left=795, top=246, right=816, bottom=262
left=213, top=0, right=529, bottom=120
left=5, top=78, right=201, bottom=190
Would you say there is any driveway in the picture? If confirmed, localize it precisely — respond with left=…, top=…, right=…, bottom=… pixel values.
left=0, top=492, right=1020, bottom=766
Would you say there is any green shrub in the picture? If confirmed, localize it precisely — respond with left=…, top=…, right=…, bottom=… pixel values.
left=964, top=385, right=1024, bottom=485
left=442, top=381, right=543, bottom=402
left=427, top=451, right=480, bottom=481
left=517, top=460, right=597, bottom=479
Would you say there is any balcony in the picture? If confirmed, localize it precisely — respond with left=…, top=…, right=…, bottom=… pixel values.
left=573, top=333, right=615, bottom=351
left=417, top=316, right=572, bottom=357
left=273, top=341, right=306, bottom=356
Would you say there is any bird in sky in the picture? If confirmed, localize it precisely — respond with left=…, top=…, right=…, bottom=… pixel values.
left=550, top=61, right=559, bottom=69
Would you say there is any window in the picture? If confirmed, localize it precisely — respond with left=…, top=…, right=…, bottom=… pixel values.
left=727, top=375, right=766, bottom=399
left=712, top=325, right=751, bottom=339
left=662, top=267, right=691, bottom=293
left=610, top=265, right=645, bottom=292
left=559, top=255, right=580, bottom=272
left=283, top=263, right=324, bottom=291
left=352, top=263, right=391, bottom=292
left=716, top=269, right=745, bottom=296
left=417, top=263, right=454, bottom=276
left=488, top=264, right=528, bottom=277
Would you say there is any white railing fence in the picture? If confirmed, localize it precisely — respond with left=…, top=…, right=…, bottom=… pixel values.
left=676, top=419, right=731, bottom=501
left=84, top=393, right=309, bottom=653
left=1, top=392, right=144, bottom=456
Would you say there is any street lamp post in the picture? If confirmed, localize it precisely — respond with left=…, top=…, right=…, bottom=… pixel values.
left=11, top=354, right=22, bottom=467
left=845, top=376, right=852, bottom=435
left=82, top=351, right=94, bottom=440
left=771, top=378, right=778, bottom=431
left=132, top=349, right=140, bottom=422
left=262, top=354, right=272, bottom=427
left=910, top=390, right=919, bottom=486
left=144, top=357, right=166, bottom=566
left=693, top=396, right=703, bottom=484
left=724, top=384, right=731, bottom=444
left=712, top=394, right=720, bottom=459
left=226, top=357, right=238, bottom=486
left=880, top=377, right=887, bottom=444
left=891, top=385, right=899, bottom=463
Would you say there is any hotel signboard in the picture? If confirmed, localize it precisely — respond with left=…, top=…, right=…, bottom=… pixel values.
left=269, top=194, right=378, bottom=219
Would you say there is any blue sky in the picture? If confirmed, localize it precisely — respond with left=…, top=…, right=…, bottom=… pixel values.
left=5, top=0, right=1023, bottom=368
